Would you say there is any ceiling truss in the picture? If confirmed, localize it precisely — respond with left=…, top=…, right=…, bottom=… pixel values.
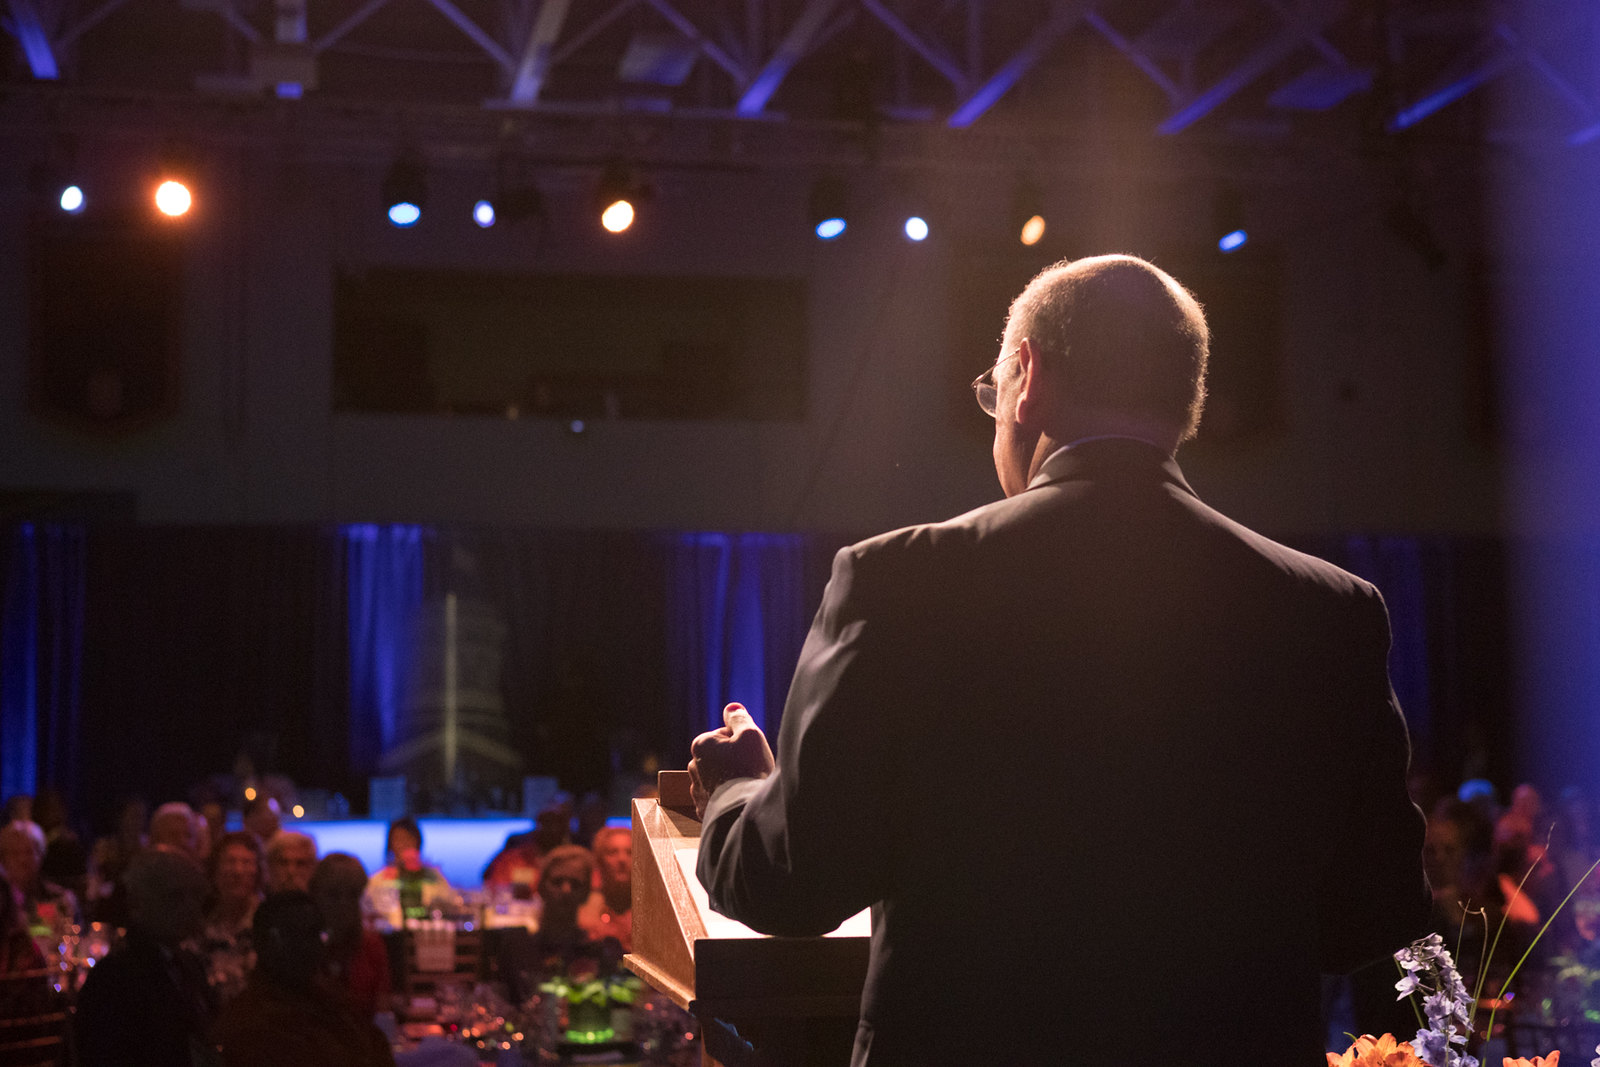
left=3, top=0, right=1597, bottom=143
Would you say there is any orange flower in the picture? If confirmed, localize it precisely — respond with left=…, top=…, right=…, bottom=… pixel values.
left=1503, top=1054, right=1559, bottom=1067
left=1327, top=1034, right=1427, bottom=1067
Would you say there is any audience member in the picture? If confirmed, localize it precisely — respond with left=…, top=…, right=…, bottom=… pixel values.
left=579, top=826, right=633, bottom=951
left=32, top=788, right=87, bottom=903
left=528, top=845, right=601, bottom=966
left=367, top=818, right=449, bottom=920
left=0, top=820, right=81, bottom=937
left=197, top=799, right=228, bottom=858
left=482, top=804, right=572, bottom=898
left=1553, top=786, right=1599, bottom=889
left=86, top=795, right=147, bottom=922
left=243, top=795, right=282, bottom=842
left=201, top=830, right=266, bottom=1005
left=149, top=801, right=206, bottom=860
left=76, top=848, right=216, bottom=1067
left=0, top=867, right=49, bottom=1020
left=1458, top=778, right=1502, bottom=828
left=264, top=830, right=318, bottom=893
left=213, top=891, right=395, bottom=1067
left=311, top=853, right=391, bottom=1021
left=0, top=868, right=45, bottom=974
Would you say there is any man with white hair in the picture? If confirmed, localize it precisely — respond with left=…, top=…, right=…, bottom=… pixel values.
left=148, top=801, right=205, bottom=860
left=689, top=255, right=1430, bottom=1065
left=263, top=829, right=317, bottom=893
left=0, top=819, right=80, bottom=935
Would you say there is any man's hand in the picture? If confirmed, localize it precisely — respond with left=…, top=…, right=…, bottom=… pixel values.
left=688, top=703, right=775, bottom=819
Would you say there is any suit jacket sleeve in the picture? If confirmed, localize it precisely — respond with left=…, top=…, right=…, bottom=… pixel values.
left=1317, top=584, right=1432, bottom=973
left=696, top=544, right=900, bottom=936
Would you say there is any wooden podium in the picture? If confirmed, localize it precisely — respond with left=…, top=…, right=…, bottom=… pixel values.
left=625, top=771, right=869, bottom=1067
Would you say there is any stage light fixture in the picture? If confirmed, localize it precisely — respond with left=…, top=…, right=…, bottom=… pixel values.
left=595, top=160, right=646, bottom=234
left=155, top=179, right=193, bottom=217
left=59, top=185, right=85, bottom=214
left=904, top=215, right=929, bottom=242
left=1214, top=188, right=1247, bottom=253
left=1011, top=180, right=1047, bottom=246
left=382, top=152, right=428, bottom=228
left=808, top=177, right=849, bottom=240
left=473, top=200, right=496, bottom=227
left=152, top=143, right=199, bottom=220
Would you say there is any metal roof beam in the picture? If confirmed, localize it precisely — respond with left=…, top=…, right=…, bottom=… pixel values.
left=860, top=0, right=966, bottom=91
left=313, top=0, right=395, bottom=53
left=421, top=0, right=514, bottom=73
left=737, top=0, right=845, bottom=115
left=1386, top=23, right=1518, bottom=132
left=1157, top=0, right=1343, bottom=135
left=948, top=1, right=1087, bottom=129
left=6, top=0, right=60, bottom=79
left=640, top=0, right=746, bottom=84
left=508, top=0, right=572, bottom=104
left=1082, top=9, right=1179, bottom=103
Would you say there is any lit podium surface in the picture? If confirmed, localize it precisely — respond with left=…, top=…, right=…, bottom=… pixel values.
left=626, top=772, right=869, bottom=1067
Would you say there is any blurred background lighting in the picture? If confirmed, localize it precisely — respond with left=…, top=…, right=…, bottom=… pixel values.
left=601, top=199, right=635, bottom=233
left=381, top=151, right=428, bottom=228
left=59, top=185, right=84, bottom=213
left=154, top=180, right=192, bottom=217
left=808, top=176, right=849, bottom=240
left=473, top=200, right=496, bottom=228
left=1218, top=229, right=1248, bottom=253
left=904, top=215, right=929, bottom=241
left=1020, top=215, right=1046, bottom=246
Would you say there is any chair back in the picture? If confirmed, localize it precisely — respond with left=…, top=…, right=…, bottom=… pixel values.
left=0, top=968, right=69, bottom=1067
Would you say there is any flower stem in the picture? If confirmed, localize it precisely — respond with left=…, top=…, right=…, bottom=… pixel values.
left=1485, top=850, right=1600, bottom=1040
left=1397, top=957, right=1426, bottom=1031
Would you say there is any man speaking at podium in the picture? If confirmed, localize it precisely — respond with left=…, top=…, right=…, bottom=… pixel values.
left=688, top=255, right=1430, bottom=1065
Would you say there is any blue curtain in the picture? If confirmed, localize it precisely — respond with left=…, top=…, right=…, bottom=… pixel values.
left=0, top=524, right=86, bottom=802
left=345, top=525, right=430, bottom=778
left=666, top=533, right=813, bottom=738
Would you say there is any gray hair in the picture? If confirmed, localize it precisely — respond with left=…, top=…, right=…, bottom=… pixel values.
left=1004, top=254, right=1209, bottom=443
left=265, top=829, right=317, bottom=861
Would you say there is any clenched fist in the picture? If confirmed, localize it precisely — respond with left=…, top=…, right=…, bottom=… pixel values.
left=687, top=703, right=776, bottom=819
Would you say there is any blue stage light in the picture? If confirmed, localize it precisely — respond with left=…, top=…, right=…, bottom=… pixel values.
left=473, top=200, right=496, bottom=228
left=904, top=216, right=929, bottom=242
left=1218, top=229, right=1247, bottom=253
left=388, top=202, right=421, bottom=227
left=815, top=218, right=846, bottom=240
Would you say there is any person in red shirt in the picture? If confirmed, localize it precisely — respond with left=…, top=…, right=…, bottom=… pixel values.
left=310, top=853, right=391, bottom=1021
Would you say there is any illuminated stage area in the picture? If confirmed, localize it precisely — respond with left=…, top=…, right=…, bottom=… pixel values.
left=292, top=816, right=629, bottom=888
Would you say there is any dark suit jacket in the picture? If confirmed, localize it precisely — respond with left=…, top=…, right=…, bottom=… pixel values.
left=697, top=439, right=1430, bottom=1066
left=75, top=932, right=217, bottom=1067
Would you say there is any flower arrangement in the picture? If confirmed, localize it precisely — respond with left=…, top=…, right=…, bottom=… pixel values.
left=1329, top=849, right=1600, bottom=1067
left=537, top=958, right=643, bottom=1044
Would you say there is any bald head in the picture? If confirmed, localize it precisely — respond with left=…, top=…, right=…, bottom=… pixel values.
left=1003, top=254, right=1209, bottom=446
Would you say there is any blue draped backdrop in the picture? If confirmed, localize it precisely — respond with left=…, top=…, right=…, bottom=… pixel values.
left=664, top=532, right=814, bottom=736
left=0, top=524, right=86, bottom=803
left=0, top=523, right=1492, bottom=811
left=344, top=524, right=429, bottom=779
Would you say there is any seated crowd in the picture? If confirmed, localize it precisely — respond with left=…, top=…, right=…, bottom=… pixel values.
left=0, top=787, right=636, bottom=1066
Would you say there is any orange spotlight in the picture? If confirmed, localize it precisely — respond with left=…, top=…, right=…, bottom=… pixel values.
left=154, top=179, right=192, bottom=218
left=600, top=198, right=635, bottom=233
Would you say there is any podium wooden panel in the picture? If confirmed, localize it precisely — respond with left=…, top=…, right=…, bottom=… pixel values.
left=625, top=772, right=869, bottom=1066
